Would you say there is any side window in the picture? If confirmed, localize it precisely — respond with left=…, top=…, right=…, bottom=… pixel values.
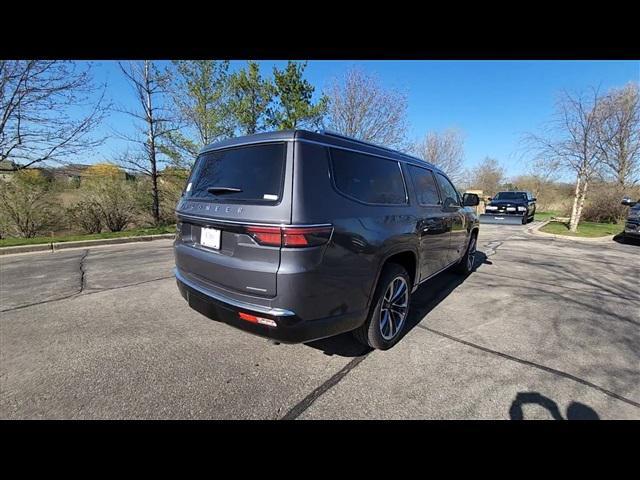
left=330, top=149, right=407, bottom=205
left=408, top=165, right=440, bottom=205
left=435, top=173, right=460, bottom=206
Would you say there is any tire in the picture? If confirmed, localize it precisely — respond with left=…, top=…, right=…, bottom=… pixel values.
left=454, top=231, right=478, bottom=275
left=522, top=215, right=528, bottom=225
left=353, top=263, right=412, bottom=350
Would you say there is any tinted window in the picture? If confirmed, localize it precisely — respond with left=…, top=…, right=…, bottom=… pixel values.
left=408, top=165, right=440, bottom=205
left=187, top=143, right=286, bottom=203
left=435, top=173, right=460, bottom=206
left=330, top=149, right=406, bottom=204
left=494, top=192, right=527, bottom=201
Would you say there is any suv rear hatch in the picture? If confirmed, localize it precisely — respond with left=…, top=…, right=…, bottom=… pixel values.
left=175, top=141, right=292, bottom=297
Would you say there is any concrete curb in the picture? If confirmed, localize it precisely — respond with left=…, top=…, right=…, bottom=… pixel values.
left=0, top=233, right=175, bottom=256
left=527, top=220, right=617, bottom=243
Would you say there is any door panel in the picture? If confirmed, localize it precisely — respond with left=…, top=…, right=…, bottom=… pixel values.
left=405, top=164, right=452, bottom=281
left=435, top=173, right=466, bottom=264
left=416, top=206, right=452, bottom=280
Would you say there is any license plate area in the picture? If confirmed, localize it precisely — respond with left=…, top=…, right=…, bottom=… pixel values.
left=200, top=227, right=221, bottom=250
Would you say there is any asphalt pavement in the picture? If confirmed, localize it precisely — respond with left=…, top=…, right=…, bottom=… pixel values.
left=1, top=222, right=638, bottom=419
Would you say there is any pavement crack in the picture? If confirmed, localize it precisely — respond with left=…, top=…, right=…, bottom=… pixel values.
left=280, top=354, right=370, bottom=420
left=78, top=249, right=89, bottom=293
left=416, top=324, right=640, bottom=410
left=0, top=274, right=174, bottom=313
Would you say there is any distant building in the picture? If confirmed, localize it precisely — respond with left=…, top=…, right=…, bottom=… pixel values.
left=47, top=163, right=92, bottom=183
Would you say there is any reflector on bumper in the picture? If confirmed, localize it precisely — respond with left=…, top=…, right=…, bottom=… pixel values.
left=238, top=312, right=277, bottom=327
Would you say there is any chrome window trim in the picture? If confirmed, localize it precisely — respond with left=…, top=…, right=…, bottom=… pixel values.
left=175, top=211, right=332, bottom=229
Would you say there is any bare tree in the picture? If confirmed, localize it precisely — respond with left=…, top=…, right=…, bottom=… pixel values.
left=117, top=61, right=176, bottom=225
left=325, top=67, right=408, bottom=150
left=412, top=129, right=465, bottom=184
left=0, top=60, right=107, bottom=171
left=468, top=157, right=505, bottom=196
left=525, top=88, right=606, bottom=232
left=596, top=82, right=640, bottom=187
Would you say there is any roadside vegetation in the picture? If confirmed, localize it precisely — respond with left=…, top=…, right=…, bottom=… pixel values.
left=0, top=225, right=175, bottom=248
left=539, top=220, right=623, bottom=238
left=1, top=60, right=638, bottom=245
left=533, top=211, right=560, bottom=222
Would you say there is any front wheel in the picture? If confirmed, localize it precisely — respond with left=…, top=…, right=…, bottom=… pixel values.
left=353, top=263, right=411, bottom=350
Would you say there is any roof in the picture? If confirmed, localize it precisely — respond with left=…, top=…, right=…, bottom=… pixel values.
left=199, top=129, right=441, bottom=173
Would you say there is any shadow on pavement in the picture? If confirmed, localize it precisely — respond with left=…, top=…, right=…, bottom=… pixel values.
left=509, top=391, right=600, bottom=420
left=305, top=251, right=489, bottom=357
left=613, top=232, right=640, bottom=245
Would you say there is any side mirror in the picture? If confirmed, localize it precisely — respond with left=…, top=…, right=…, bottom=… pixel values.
left=532, top=197, right=537, bottom=202
left=621, top=197, right=637, bottom=206
left=487, top=197, right=492, bottom=202
left=463, top=193, right=480, bottom=207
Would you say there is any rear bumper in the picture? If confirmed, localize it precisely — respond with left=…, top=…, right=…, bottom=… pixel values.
left=175, top=269, right=365, bottom=343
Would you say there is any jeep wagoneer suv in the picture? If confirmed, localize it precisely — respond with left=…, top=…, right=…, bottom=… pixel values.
left=174, top=130, right=480, bottom=350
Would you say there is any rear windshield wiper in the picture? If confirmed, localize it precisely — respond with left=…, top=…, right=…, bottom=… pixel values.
left=207, top=186, right=243, bottom=195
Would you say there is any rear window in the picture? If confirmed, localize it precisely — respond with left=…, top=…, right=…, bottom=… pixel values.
left=186, top=143, right=286, bottom=203
left=494, top=192, right=527, bottom=201
left=330, top=148, right=407, bottom=205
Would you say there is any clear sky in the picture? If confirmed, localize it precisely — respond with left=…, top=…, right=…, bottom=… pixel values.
left=89, top=60, right=639, bottom=180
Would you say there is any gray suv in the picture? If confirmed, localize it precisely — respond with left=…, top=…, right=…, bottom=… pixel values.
left=174, top=130, right=480, bottom=350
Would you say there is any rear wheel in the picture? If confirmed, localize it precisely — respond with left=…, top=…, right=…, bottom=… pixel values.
left=454, top=232, right=477, bottom=275
left=353, top=263, right=411, bottom=350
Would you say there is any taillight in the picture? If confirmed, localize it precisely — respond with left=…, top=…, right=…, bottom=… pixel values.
left=245, top=225, right=333, bottom=248
left=245, top=226, right=282, bottom=246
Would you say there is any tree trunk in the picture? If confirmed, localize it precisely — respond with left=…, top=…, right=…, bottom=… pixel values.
left=144, top=61, right=161, bottom=226
left=568, top=175, right=582, bottom=232
left=573, top=178, right=589, bottom=231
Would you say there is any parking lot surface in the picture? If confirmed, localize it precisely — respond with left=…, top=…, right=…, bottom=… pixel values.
left=1, top=222, right=639, bottom=419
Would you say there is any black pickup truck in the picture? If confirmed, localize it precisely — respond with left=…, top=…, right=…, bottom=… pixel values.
left=621, top=197, right=640, bottom=243
left=480, top=191, right=536, bottom=225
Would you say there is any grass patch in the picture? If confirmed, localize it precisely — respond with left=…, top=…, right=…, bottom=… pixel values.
left=539, top=220, right=622, bottom=238
left=0, top=225, right=176, bottom=248
left=534, top=211, right=561, bottom=222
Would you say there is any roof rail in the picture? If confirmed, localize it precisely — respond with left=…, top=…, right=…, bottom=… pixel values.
left=320, top=129, right=395, bottom=152
left=319, top=129, right=432, bottom=167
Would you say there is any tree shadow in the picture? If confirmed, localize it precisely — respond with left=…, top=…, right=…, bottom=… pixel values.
left=509, top=391, right=600, bottom=420
left=304, top=251, right=490, bottom=357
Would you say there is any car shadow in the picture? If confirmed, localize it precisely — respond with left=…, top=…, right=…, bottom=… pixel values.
left=509, top=391, right=600, bottom=420
left=304, top=251, right=489, bottom=357
left=613, top=232, right=640, bottom=245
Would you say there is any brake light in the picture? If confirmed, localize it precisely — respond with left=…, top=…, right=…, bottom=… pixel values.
left=246, top=226, right=333, bottom=248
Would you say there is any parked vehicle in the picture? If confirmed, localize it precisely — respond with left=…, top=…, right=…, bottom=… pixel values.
left=480, top=191, right=536, bottom=225
left=621, top=197, right=640, bottom=242
left=173, top=130, right=480, bottom=350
